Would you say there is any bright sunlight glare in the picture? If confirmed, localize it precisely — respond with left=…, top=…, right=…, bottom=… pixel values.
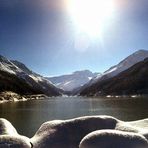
left=67, top=0, right=115, bottom=37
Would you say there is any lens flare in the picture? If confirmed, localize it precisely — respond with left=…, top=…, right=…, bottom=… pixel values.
left=67, top=0, right=115, bottom=37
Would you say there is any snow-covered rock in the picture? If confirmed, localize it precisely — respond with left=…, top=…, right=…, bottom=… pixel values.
left=31, top=116, right=148, bottom=148
left=0, top=118, right=32, bottom=147
left=31, top=116, right=118, bottom=148
left=0, top=116, right=148, bottom=148
left=46, top=70, right=100, bottom=91
left=79, top=130, right=148, bottom=148
left=0, top=118, right=18, bottom=135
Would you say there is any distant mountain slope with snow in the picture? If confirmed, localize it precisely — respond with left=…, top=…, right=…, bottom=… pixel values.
left=46, top=70, right=100, bottom=91
left=0, top=55, right=61, bottom=96
left=80, top=57, right=148, bottom=96
left=77, top=49, right=148, bottom=95
left=104, top=49, right=148, bottom=77
left=11, top=60, right=40, bottom=76
left=92, top=50, right=148, bottom=83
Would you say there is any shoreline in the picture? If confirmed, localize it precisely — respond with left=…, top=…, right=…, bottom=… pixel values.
left=0, top=91, right=147, bottom=104
left=0, top=91, right=48, bottom=104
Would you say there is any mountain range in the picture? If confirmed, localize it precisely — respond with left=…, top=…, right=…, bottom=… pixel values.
left=0, top=49, right=148, bottom=97
left=46, top=70, right=100, bottom=91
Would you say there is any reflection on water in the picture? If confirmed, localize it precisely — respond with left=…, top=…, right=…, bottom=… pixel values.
left=0, top=97, right=147, bottom=137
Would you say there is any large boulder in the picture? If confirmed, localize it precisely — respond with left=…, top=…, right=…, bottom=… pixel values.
left=79, top=130, right=148, bottom=148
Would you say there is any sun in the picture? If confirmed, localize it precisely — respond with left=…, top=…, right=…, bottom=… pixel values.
left=66, top=0, right=115, bottom=37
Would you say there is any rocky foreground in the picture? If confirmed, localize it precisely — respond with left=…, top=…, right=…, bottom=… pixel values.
left=0, top=116, right=148, bottom=148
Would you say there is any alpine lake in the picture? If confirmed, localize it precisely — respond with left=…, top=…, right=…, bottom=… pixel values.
left=0, top=96, right=147, bottom=137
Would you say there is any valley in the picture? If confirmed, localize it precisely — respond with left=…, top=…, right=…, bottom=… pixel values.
left=0, top=49, right=148, bottom=103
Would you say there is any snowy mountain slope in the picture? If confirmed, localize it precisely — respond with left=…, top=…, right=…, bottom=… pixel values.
left=88, top=49, right=148, bottom=85
left=0, top=55, right=61, bottom=96
left=80, top=57, right=148, bottom=96
left=46, top=70, right=101, bottom=91
left=77, top=49, right=148, bottom=95
left=104, top=49, right=148, bottom=77
left=0, top=55, right=22, bottom=74
left=11, top=60, right=39, bottom=76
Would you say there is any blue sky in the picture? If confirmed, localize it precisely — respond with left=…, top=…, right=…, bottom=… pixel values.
left=0, top=0, right=148, bottom=76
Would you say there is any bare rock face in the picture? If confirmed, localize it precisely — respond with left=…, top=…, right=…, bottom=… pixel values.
left=31, top=116, right=118, bottom=148
left=79, top=130, right=148, bottom=148
left=0, top=118, right=32, bottom=148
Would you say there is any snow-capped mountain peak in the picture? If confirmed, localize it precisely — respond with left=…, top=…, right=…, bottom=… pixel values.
left=46, top=70, right=100, bottom=91
left=85, top=49, right=148, bottom=87
left=104, top=49, right=148, bottom=77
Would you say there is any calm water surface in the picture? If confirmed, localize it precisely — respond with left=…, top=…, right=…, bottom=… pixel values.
left=0, top=96, right=147, bottom=137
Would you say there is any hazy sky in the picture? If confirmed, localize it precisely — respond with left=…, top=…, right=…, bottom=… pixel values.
left=0, top=0, right=148, bottom=76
